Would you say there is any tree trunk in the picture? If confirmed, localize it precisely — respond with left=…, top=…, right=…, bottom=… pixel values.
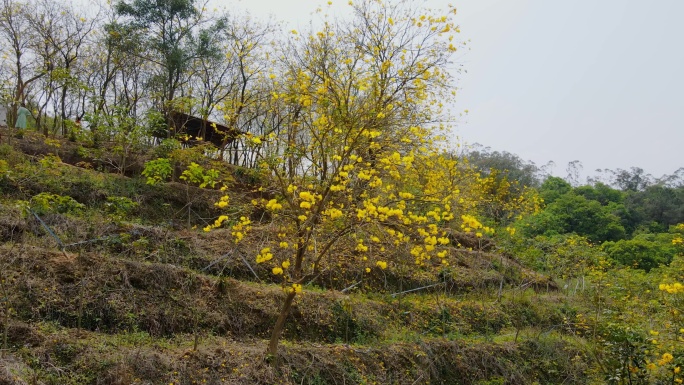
left=61, top=85, right=68, bottom=137
left=266, top=290, right=297, bottom=357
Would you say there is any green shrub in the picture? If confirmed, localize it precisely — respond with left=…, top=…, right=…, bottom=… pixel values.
left=141, top=158, right=173, bottom=185
left=152, top=138, right=182, bottom=159
left=601, top=233, right=679, bottom=271
left=105, top=196, right=139, bottom=219
left=30, top=192, right=85, bottom=215
left=180, top=162, right=219, bottom=188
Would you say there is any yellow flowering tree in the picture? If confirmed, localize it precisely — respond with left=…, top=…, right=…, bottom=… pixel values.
left=210, top=0, right=468, bottom=356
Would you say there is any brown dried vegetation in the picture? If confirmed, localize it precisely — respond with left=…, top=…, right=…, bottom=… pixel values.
left=0, top=138, right=590, bottom=384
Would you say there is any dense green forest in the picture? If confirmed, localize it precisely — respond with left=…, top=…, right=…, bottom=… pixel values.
left=0, top=0, right=682, bottom=384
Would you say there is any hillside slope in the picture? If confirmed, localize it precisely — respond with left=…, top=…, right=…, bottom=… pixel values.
left=0, top=135, right=600, bottom=384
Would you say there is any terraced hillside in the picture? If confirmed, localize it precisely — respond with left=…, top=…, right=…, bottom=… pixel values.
left=0, top=134, right=668, bottom=384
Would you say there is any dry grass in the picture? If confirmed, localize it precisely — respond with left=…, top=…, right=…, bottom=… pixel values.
left=0, top=137, right=592, bottom=384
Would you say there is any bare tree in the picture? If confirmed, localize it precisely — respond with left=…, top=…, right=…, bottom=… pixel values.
left=191, top=13, right=272, bottom=141
left=34, top=0, right=99, bottom=136
left=0, top=0, right=45, bottom=127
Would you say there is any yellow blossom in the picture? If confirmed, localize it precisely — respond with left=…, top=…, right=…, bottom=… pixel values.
left=660, top=353, right=674, bottom=365
left=660, top=282, right=684, bottom=294
left=266, top=199, right=283, bottom=211
left=256, top=248, right=273, bottom=264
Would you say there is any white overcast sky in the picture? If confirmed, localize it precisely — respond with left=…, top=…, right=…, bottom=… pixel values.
left=224, top=0, right=684, bottom=179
